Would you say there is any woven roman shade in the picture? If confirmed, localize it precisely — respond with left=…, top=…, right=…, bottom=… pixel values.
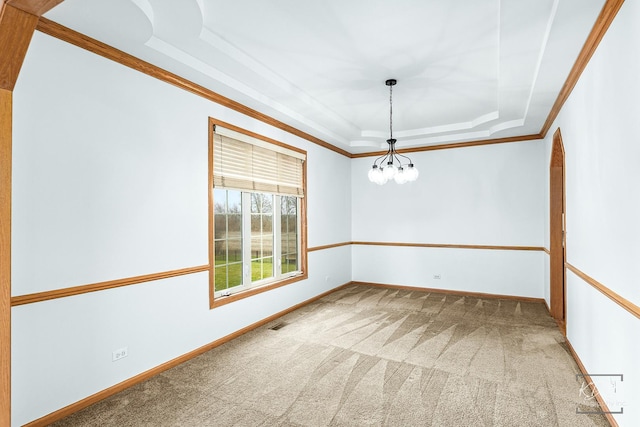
left=213, top=126, right=305, bottom=197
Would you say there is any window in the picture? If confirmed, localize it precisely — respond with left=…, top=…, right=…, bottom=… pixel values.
left=209, top=119, right=307, bottom=306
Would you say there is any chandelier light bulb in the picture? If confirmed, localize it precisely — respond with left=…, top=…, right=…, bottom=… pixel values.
left=374, top=168, right=386, bottom=185
left=372, top=167, right=386, bottom=185
left=405, top=164, right=419, bottom=182
left=394, top=167, right=408, bottom=184
left=367, top=165, right=378, bottom=182
left=383, top=162, right=397, bottom=180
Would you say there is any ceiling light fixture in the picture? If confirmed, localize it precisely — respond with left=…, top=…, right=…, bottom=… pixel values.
left=368, top=79, right=419, bottom=185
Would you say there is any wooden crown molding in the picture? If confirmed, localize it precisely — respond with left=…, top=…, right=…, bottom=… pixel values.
left=33, top=0, right=625, bottom=157
left=35, top=18, right=352, bottom=158
left=35, top=15, right=544, bottom=159
left=540, top=0, right=625, bottom=137
left=351, top=134, right=543, bottom=159
left=210, top=117, right=307, bottom=156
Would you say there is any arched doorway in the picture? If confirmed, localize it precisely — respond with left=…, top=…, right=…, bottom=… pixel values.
left=550, top=128, right=566, bottom=330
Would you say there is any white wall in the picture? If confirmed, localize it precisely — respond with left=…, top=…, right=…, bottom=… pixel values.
left=351, top=140, right=546, bottom=298
left=11, top=32, right=351, bottom=426
left=17, top=3, right=640, bottom=423
left=543, top=1, right=640, bottom=424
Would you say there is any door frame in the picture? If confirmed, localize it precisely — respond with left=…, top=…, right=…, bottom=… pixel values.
left=549, top=128, right=566, bottom=327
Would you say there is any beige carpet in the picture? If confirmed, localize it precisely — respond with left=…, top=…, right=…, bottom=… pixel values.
left=52, top=284, right=609, bottom=426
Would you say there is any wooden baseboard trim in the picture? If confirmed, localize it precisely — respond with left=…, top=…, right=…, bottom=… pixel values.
left=351, top=281, right=546, bottom=304
left=19, top=280, right=557, bottom=425
left=541, top=299, right=567, bottom=335
left=564, top=338, right=619, bottom=427
left=566, top=263, right=640, bottom=320
left=10, top=265, right=209, bottom=306
left=22, top=281, right=352, bottom=427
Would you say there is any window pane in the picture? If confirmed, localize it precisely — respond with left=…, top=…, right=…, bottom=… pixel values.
left=251, top=228, right=261, bottom=259
left=262, top=237, right=273, bottom=257
left=227, top=191, right=241, bottom=212
left=251, top=213, right=261, bottom=232
left=288, top=215, right=297, bottom=234
left=251, top=258, right=273, bottom=281
left=214, top=266, right=227, bottom=292
left=280, top=196, right=298, bottom=274
left=249, top=193, right=274, bottom=283
left=251, top=193, right=272, bottom=214
left=214, top=189, right=227, bottom=213
left=213, top=189, right=243, bottom=293
left=227, top=262, right=243, bottom=288
left=227, top=238, right=242, bottom=263
left=263, top=214, right=272, bottom=233
left=263, top=257, right=273, bottom=280
left=228, top=213, right=242, bottom=235
left=282, top=254, right=297, bottom=274
left=214, top=240, right=227, bottom=265
left=214, top=214, right=227, bottom=239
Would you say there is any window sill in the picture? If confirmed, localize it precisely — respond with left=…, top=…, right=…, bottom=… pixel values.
left=209, top=272, right=308, bottom=309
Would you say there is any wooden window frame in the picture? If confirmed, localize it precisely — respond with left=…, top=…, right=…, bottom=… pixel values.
left=208, top=117, right=308, bottom=309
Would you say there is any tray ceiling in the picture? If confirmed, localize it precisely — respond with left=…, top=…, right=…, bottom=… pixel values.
left=44, top=0, right=606, bottom=153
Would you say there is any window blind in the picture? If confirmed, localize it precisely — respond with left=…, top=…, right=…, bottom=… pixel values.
left=213, top=126, right=305, bottom=197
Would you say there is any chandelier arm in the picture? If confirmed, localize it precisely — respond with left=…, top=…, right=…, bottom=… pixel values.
left=392, top=152, right=406, bottom=167
left=395, top=151, right=414, bottom=164
left=374, top=150, right=392, bottom=166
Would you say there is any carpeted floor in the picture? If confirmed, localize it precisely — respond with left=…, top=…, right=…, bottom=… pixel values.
left=52, top=284, right=609, bottom=426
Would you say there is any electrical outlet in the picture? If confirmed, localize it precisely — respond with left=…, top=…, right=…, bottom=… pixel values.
left=112, top=347, right=128, bottom=362
left=433, top=274, right=441, bottom=279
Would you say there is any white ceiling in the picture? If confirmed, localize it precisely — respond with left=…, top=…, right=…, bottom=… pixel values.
left=44, top=0, right=606, bottom=154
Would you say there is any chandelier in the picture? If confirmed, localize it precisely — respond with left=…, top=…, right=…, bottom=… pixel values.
left=367, top=79, right=419, bottom=185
